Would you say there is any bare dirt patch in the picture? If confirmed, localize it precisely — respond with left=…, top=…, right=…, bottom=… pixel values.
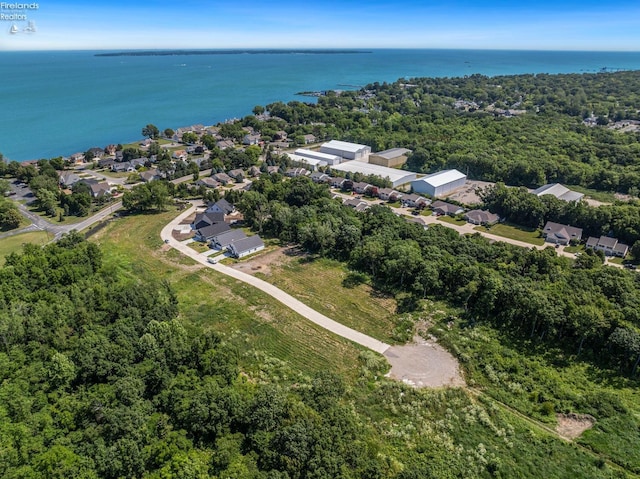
left=230, top=245, right=301, bottom=276
left=556, top=413, right=596, bottom=440
left=384, top=334, right=465, bottom=388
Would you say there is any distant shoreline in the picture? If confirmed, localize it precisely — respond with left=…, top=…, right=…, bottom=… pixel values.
left=95, top=49, right=371, bottom=57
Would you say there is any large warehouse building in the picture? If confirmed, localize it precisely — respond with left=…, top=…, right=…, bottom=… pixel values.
left=330, top=161, right=418, bottom=188
left=320, top=140, right=371, bottom=161
left=293, top=148, right=343, bottom=166
left=369, top=148, right=412, bottom=168
left=410, top=169, right=466, bottom=197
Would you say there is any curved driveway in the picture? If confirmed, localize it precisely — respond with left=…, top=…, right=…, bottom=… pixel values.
left=160, top=205, right=391, bottom=355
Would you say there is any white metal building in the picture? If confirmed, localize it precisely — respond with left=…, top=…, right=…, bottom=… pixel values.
left=330, top=161, right=418, bottom=188
left=410, top=169, right=466, bottom=197
left=294, top=148, right=342, bottom=166
left=320, top=140, right=371, bottom=161
left=286, top=153, right=328, bottom=171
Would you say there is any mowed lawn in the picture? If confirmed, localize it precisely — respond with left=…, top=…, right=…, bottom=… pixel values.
left=474, top=222, right=545, bottom=245
left=90, top=209, right=365, bottom=380
left=257, top=255, right=399, bottom=344
left=0, top=230, right=50, bottom=264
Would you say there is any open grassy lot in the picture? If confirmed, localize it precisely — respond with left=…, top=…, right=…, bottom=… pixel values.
left=0, top=230, right=50, bottom=264
left=566, top=184, right=617, bottom=203
left=187, top=241, right=210, bottom=253
left=254, top=254, right=399, bottom=343
left=90, top=209, right=365, bottom=380
left=475, top=222, right=545, bottom=245
left=437, top=215, right=467, bottom=226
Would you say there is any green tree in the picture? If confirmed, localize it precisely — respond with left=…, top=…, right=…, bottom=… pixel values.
left=143, top=124, right=160, bottom=139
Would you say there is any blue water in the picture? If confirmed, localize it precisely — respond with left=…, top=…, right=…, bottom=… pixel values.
left=3, top=49, right=640, bottom=161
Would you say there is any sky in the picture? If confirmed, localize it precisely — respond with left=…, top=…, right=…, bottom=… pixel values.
left=1, top=0, right=640, bottom=51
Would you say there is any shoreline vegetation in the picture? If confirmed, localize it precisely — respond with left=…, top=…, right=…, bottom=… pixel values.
left=94, top=49, right=372, bottom=57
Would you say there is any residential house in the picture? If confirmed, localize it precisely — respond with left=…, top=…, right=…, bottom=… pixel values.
left=58, top=171, right=81, bottom=188
left=248, top=166, right=261, bottom=177
left=140, top=169, right=161, bottom=182
left=329, top=177, right=352, bottom=190
left=115, top=151, right=124, bottom=161
left=206, top=198, right=235, bottom=215
left=195, top=222, right=231, bottom=242
left=88, top=182, right=112, bottom=199
left=98, top=158, right=116, bottom=169
left=401, top=193, right=430, bottom=209
left=465, top=209, right=500, bottom=226
left=377, top=188, right=402, bottom=202
left=352, top=182, right=372, bottom=195
left=542, top=221, right=583, bottom=245
left=212, top=173, right=233, bottom=185
left=285, top=168, right=309, bottom=178
left=227, top=235, right=265, bottom=258
left=196, top=177, right=220, bottom=189
left=243, top=134, right=261, bottom=146
left=310, top=172, right=330, bottom=183
left=69, top=153, right=85, bottom=165
left=344, top=198, right=369, bottom=211
left=111, top=162, right=135, bottom=173
left=274, top=131, right=288, bottom=141
left=216, top=139, right=235, bottom=150
left=129, top=158, right=147, bottom=169
left=266, top=165, right=280, bottom=175
left=139, top=139, right=153, bottom=148
left=227, top=169, right=245, bottom=182
left=191, top=211, right=225, bottom=230
left=104, top=144, right=117, bottom=156
left=431, top=200, right=464, bottom=216
left=585, top=236, right=629, bottom=257
left=88, top=147, right=105, bottom=158
left=209, top=229, right=247, bottom=250
left=172, top=150, right=188, bottom=161
left=302, top=134, right=316, bottom=144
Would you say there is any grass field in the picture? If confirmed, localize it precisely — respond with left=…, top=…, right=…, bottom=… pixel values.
left=0, top=230, right=50, bottom=264
left=188, top=241, right=210, bottom=253
left=475, top=222, right=545, bottom=245
left=90, top=209, right=366, bottom=380
left=437, top=215, right=467, bottom=226
left=566, top=185, right=617, bottom=203
left=256, top=255, right=399, bottom=343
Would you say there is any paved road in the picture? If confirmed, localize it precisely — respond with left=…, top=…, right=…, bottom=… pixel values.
left=160, top=205, right=390, bottom=355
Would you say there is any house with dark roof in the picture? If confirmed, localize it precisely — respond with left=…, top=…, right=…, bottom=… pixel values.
left=585, top=236, right=629, bottom=257
left=88, top=182, right=112, bottom=199
left=140, top=169, right=161, bottom=182
left=228, top=169, right=245, bottom=181
left=195, top=222, right=231, bottom=242
left=431, top=200, right=464, bottom=216
left=209, top=229, right=247, bottom=250
left=352, top=182, right=372, bottom=195
left=465, top=209, right=500, bottom=226
left=310, top=172, right=330, bottom=183
left=344, top=198, right=369, bottom=211
left=212, top=173, right=233, bottom=185
left=285, top=168, right=309, bottom=178
left=98, top=158, right=116, bottom=169
left=191, top=211, right=225, bottom=230
left=542, top=221, right=583, bottom=245
left=196, top=177, right=220, bottom=189
left=227, top=235, right=265, bottom=258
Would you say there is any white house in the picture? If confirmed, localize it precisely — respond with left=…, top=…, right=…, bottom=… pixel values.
left=320, top=140, right=371, bottom=161
left=410, top=169, right=466, bottom=197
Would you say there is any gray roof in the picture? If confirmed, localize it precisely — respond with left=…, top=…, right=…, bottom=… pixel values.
left=210, top=229, right=247, bottom=248
left=228, top=235, right=265, bottom=255
left=532, top=183, right=584, bottom=202
left=432, top=200, right=463, bottom=215
left=372, top=148, right=412, bottom=159
left=543, top=221, right=583, bottom=241
left=197, top=222, right=231, bottom=239
left=465, top=209, right=499, bottom=224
